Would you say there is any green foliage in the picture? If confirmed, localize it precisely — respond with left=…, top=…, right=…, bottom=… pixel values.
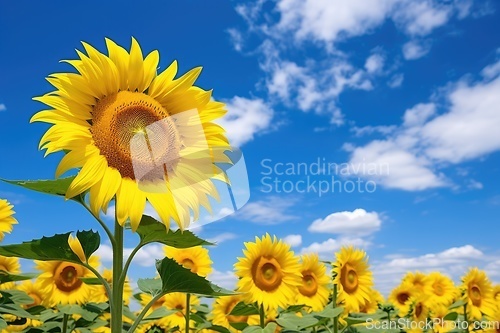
left=1, top=177, right=81, bottom=202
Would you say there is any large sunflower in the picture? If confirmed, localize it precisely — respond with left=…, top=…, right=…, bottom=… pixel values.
left=0, top=255, right=21, bottom=290
left=332, top=246, right=373, bottom=313
left=0, top=199, right=17, bottom=242
left=461, top=268, right=496, bottom=321
left=31, top=38, right=231, bottom=231
left=234, top=234, right=301, bottom=311
left=211, top=294, right=258, bottom=332
left=164, top=245, right=212, bottom=277
left=427, top=272, right=458, bottom=306
left=16, top=280, right=49, bottom=308
left=35, top=236, right=100, bottom=306
left=388, top=282, right=418, bottom=316
left=296, top=254, right=330, bottom=312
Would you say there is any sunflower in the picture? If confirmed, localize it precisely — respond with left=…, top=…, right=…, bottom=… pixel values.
left=211, top=295, right=258, bottom=332
left=427, top=272, right=458, bottom=306
left=31, top=37, right=231, bottom=231
left=388, top=282, right=418, bottom=316
left=0, top=255, right=21, bottom=290
left=89, top=269, right=132, bottom=305
left=16, top=280, right=48, bottom=308
left=35, top=236, right=100, bottom=306
left=234, top=234, right=301, bottom=311
left=136, top=321, right=169, bottom=333
left=406, top=295, right=431, bottom=333
left=164, top=245, right=212, bottom=277
left=295, top=254, right=330, bottom=312
left=402, top=272, right=431, bottom=295
left=158, top=292, right=200, bottom=330
left=461, top=268, right=496, bottom=321
left=0, top=199, right=17, bottom=242
left=431, top=304, right=455, bottom=333
left=247, top=308, right=280, bottom=333
left=332, top=246, right=373, bottom=313
left=359, top=289, right=384, bottom=314
left=493, top=285, right=500, bottom=301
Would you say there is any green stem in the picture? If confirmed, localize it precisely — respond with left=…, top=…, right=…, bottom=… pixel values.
left=62, top=313, right=69, bottom=333
left=185, top=293, right=191, bottom=333
left=118, top=242, right=144, bottom=290
left=333, top=283, right=338, bottom=333
left=128, top=293, right=165, bottom=333
left=81, top=199, right=115, bottom=248
left=83, top=263, right=113, bottom=312
left=111, top=219, right=124, bottom=333
left=463, top=304, right=468, bottom=333
left=259, top=303, right=265, bottom=328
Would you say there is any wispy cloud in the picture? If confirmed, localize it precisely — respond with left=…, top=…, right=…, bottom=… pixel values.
left=0, top=104, right=6, bottom=112
left=234, top=196, right=298, bottom=224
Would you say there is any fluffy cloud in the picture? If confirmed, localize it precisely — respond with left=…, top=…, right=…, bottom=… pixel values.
left=308, top=209, right=382, bottom=237
left=208, top=269, right=238, bottom=290
left=0, top=104, right=6, bottom=112
left=283, top=234, right=302, bottom=247
left=219, top=96, right=274, bottom=147
left=96, top=243, right=164, bottom=267
left=207, top=232, right=238, bottom=244
left=301, top=237, right=371, bottom=257
left=402, top=40, right=431, bottom=60
left=234, top=196, right=298, bottom=224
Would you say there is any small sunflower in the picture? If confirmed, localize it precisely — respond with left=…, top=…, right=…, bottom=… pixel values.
left=16, top=280, right=48, bottom=308
left=431, top=304, right=455, bottom=333
left=402, top=272, right=431, bottom=295
left=493, top=285, right=500, bottom=301
left=35, top=236, right=100, bottom=306
left=234, top=234, right=301, bottom=311
left=89, top=269, right=132, bottom=305
left=164, top=245, right=212, bottom=277
left=31, top=37, right=231, bottom=231
left=0, top=199, right=17, bottom=242
left=461, top=268, right=496, bottom=321
left=158, top=292, right=200, bottom=330
left=136, top=321, right=169, bottom=333
left=211, top=295, right=258, bottom=332
left=332, top=246, right=374, bottom=313
left=388, top=282, right=418, bottom=316
left=427, top=272, right=458, bottom=306
left=0, top=255, right=21, bottom=290
left=359, top=289, right=384, bottom=314
left=406, top=295, right=431, bottom=333
left=296, top=254, right=330, bottom=312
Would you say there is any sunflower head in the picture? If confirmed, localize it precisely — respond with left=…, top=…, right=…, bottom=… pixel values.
left=0, top=199, right=18, bottom=242
left=164, top=245, right=212, bottom=277
left=32, top=38, right=231, bottom=231
left=461, top=268, right=496, bottom=321
left=332, top=246, right=373, bottom=313
left=234, top=234, right=301, bottom=311
left=0, top=255, right=21, bottom=290
left=402, top=272, right=431, bottom=295
left=427, top=272, right=458, bottom=306
left=16, top=280, right=48, bottom=308
left=359, top=289, right=384, bottom=314
left=159, top=292, right=200, bottom=329
left=388, top=282, right=417, bottom=316
left=211, top=295, right=258, bottom=332
left=296, top=254, right=330, bottom=312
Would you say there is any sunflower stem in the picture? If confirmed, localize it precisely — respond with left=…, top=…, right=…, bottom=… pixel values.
left=111, top=218, right=124, bottom=333
left=128, top=292, right=165, bottom=333
left=81, top=198, right=115, bottom=247
left=259, top=303, right=265, bottom=328
left=83, top=263, right=113, bottom=313
left=333, top=283, right=338, bottom=333
left=185, top=293, right=191, bottom=333
left=118, top=242, right=144, bottom=291
left=62, top=313, right=69, bottom=333
left=463, top=303, right=468, bottom=333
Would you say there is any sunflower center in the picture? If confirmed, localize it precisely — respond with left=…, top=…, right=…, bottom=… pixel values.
left=54, top=263, right=83, bottom=292
left=434, top=283, right=444, bottom=296
left=340, top=263, right=359, bottom=294
left=226, top=300, right=249, bottom=323
left=0, top=264, right=7, bottom=271
left=470, top=285, right=482, bottom=306
left=299, top=271, right=318, bottom=297
left=26, top=292, right=43, bottom=308
left=397, top=292, right=410, bottom=305
left=252, top=256, right=283, bottom=292
left=182, top=259, right=195, bottom=272
left=175, top=304, right=185, bottom=317
left=415, top=303, right=423, bottom=318
left=91, top=91, right=181, bottom=181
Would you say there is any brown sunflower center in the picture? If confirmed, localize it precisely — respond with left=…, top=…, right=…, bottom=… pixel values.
left=252, top=256, right=283, bottom=292
left=397, top=292, right=410, bottom=305
left=470, top=284, right=482, bottom=306
left=175, top=304, right=185, bottom=317
left=54, top=263, right=83, bottom=292
left=415, top=302, right=423, bottom=318
left=340, top=263, right=359, bottom=294
left=26, top=292, right=43, bottom=308
left=91, top=91, right=181, bottom=181
left=298, top=271, right=318, bottom=297
left=226, top=300, right=249, bottom=323
left=434, top=283, right=444, bottom=296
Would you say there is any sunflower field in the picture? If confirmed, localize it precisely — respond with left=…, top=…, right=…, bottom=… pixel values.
left=0, top=38, right=499, bottom=333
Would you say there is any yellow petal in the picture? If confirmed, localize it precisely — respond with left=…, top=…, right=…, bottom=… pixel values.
left=140, top=50, right=159, bottom=92
left=148, top=60, right=178, bottom=99
left=66, top=155, right=107, bottom=199
left=128, top=37, right=144, bottom=92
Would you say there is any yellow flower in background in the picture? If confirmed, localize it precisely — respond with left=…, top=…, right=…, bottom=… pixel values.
left=296, top=254, right=330, bottom=312
left=428, top=272, right=458, bottom=306
left=16, top=280, right=48, bottom=308
left=359, top=289, right=384, bottom=314
left=0, top=199, right=17, bottom=242
left=493, top=284, right=500, bottom=301
left=234, top=234, right=301, bottom=311
left=165, top=245, right=212, bottom=277
left=431, top=304, right=455, bottom=333
left=31, top=37, right=231, bottom=231
left=406, top=295, right=431, bottom=333
left=248, top=308, right=280, bottom=332
left=89, top=269, right=132, bottom=305
left=136, top=321, right=169, bottom=333
left=0, top=255, right=21, bottom=290
left=211, top=294, right=258, bottom=332
left=35, top=236, right=100, bottom=306
left=332, top=246, right=373, bottom=313
left=389, top=282, right=417, bottom=316
left=159, top=292, right=200, bottom=330
left=461, top=268, right=496, bottom=320
left=402, top=272, right=431, bottom=295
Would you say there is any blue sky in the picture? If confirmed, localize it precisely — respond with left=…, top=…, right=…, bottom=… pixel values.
left=1, top=0, right=500, bottom=296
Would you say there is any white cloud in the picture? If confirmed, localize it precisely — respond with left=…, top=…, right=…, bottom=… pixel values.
left=208, top=269, right=237, bottom=291
left=352, top=125, right=397, bottom=137
left=234, top=196, right=298, bottom=224
left=300, top=237, right=371, bottom=257
left=365, top=54, right=385, bottom=74
left=227, top=28, right=244, bottom=52
left=0, top=104, right=6, bottom=112
left=402, top=40, right=431, bottom=60
left=392, top=1, right=451, bottom=36
left=308, top=209, right=382, bottom=237
left=283, top=234, right=302, bottom=247
left=219, top=96, right=274, bottom=147
left=403, top=103, right=436, bottom=127
left=207, top=232, right=238, bottom=244
left=387, top=73, right=404, bottom=88
left=96, top=243, right=164, bottom=267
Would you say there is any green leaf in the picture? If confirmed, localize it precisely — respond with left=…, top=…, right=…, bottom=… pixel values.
left=205, top=325, right=232, bottom=333
left=0, top=318, right=6, bottom=330
left=0, top=233, right=80, bottom=262
left=156, top=257, right=235, bottom=296
left=449, top=299, right=466, bottom=309
left=276, top=313, right=318, bottom=330
left=242, top=323, right=278, bottom=333
left=314, top=306, right=344, bottom=318
left=1, top=177, right=80, bottom=201
left=229, top=302, right=260, bottom=316
left=80, top=277, right=103, bottom=285
left=443, top=311, right=458, bottom=321
left=0, top=290, right=35, bottom=305
left=0, top=271, right=38, bottom=284
left=0, top=303, right=34, bottom=318
left=143, top=307, right=177, bottom=321
left=58, top=304, right=99, bottom=321
left=137, top=215, right=212, bottom=247
left=137, top=278, right=162, bottom=295
left=77, top=230, right=100, bottom=260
